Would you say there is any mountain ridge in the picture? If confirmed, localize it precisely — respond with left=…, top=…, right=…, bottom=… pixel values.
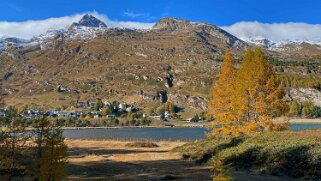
left=0, top=15, right=321, bottom=115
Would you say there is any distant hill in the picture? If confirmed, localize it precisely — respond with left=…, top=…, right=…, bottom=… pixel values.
left=1, top=15, right=321, bottom=116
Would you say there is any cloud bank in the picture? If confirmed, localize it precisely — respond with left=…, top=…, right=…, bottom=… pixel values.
left=0, top=12, right=155, bottom=39
left=2, top=13, right=321, bottom=44
left=222, top=21, right=321, bottom=44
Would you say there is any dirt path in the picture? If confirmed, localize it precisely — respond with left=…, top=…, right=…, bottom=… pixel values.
left=66, top=139, right=212, bottom=181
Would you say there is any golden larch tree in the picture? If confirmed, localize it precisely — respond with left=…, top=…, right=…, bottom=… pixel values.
left=235, top=48, right=288, bottom=134
left=208, top=51, right=239, bottom=136
left=209, top=49, right=288, bottom=137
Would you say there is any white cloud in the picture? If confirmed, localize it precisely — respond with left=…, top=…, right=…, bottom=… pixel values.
left=222, top=21, right=321, bottom=44
left=123, top=10, right=156, bottom=20
left=0, top=12, right=155, bottom=39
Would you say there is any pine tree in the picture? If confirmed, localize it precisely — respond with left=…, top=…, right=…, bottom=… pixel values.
left=208, top=51, right=238, bottom=136
left=33, top=116, right=51, bottom=177
left=289, top=100, right=301, bottom=117
left=2, top=107, right=29, bottom=180
left=39, top=120, right=67, bottom=181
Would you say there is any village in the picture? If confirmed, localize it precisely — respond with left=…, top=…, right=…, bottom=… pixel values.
left=0, top=99, right=206, bottom=127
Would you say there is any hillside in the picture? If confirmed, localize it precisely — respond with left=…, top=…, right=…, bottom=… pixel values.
left=1, top=15, right=321, bottom=117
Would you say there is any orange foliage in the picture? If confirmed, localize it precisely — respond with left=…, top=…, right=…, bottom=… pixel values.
left=208, top=49, right=288, bottom=137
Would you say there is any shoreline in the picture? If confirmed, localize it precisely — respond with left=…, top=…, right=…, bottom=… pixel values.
left=289, top=119, right=321, bottom=124
left=61, top=125, right=205, bottom=130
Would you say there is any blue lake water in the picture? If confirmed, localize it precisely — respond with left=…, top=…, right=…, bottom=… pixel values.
left=63, top=127, right=208, bottom=141
left=290, top=124, right=321, bottom=131
left=63, top=124, right=321, bottom=141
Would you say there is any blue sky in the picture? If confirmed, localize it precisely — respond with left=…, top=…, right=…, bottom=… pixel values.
left=1, top=0, right=321, bottom=25
left=1, top=0, right=321, bottom=43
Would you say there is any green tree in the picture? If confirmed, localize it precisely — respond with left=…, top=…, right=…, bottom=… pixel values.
left=33, top=116, right=51, bottom=177
left=289, top=100, right=301, bottom=117
left=301, top=102, right=315, bottom=118
left=94, top=99, right=103, bottom=111
left=39, top=120, right=67, bottom=181
left=2, top=107, right=29, bottom=180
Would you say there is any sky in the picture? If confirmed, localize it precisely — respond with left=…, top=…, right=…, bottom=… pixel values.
left=1, top=0, right=321, bottom=42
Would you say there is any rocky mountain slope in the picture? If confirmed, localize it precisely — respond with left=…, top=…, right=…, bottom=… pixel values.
left=1, top=14, right=321, bottom=116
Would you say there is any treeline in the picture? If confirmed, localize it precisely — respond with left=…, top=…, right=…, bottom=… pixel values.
left=0, top=107, right=67, bottom=180
left=289, top=100, right=321, bottom=118
left=268, top=56, right=321, bottom=68
left=52, top=117, right=151, bottom=127
left=278, top=74, right=321, bottom=89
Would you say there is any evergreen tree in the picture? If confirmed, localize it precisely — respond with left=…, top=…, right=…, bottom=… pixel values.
left=289, top=100, right=301, bottom=117
left=2, top=107, right=29, bottom=180
left=39, top=120, right=67, bottom=181
left=33, top=116, right=51, bottom=177
left=94, top=99, right=103, bottom=111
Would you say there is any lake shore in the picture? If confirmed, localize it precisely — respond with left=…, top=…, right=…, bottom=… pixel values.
left=66, top=139, right=212, bottom=180
left=289, top=118, right=321, bottom=124
left=66, top=139, right=288, bottom=181
left=61, top=124, right=205, bottom=130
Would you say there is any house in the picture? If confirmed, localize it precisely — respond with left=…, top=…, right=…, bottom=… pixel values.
left=143, top=113, right=147, bottom=118
left=77, top=102, right=86, bottom=108
left=187, top=117, right=198, bottom=122
left=118, top=103, right=126, bottom=110
left=150, top=113, right=162, bottom=120
left=0, top=111, right=5, bottom=117
left=106, top=114, right=116, bottom=119
left=89, top=102, right=95, bottom=109
left=65, top=112, right=78, bottom=118
left=164, top=111, right=171, bottom=119
left=104, top=101, right=111, bottom=107
left=57, top=85, right=68, bottom=92
left=92, top=112, right=102, bottom=118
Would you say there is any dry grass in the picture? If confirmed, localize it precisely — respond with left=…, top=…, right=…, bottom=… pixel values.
left=65, top=139, right=212, bottom=180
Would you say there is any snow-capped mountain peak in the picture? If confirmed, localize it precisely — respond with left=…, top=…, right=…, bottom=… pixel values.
left=70, top=14, right=107, bottom=28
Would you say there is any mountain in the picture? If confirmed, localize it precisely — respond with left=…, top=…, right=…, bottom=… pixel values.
left=0, top=15, right=321, bottom=116
left=152, top=18, right=248, bottom=50
left=0, top=14, right=108, bottom=52
left=70, top=14, right=107, bottom=28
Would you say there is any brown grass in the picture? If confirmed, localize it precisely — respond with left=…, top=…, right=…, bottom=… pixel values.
left=65, top=139, right=212, bottom=180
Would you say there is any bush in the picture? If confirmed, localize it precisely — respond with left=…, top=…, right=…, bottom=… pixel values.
left=176, top=131, right=321, bottom=179
left=125, top=142, right=159, bottom=148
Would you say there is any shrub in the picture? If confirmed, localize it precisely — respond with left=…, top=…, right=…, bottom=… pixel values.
left=176, top=131, right=321, bottom=179
left=125, top=142, right=159, bottom=148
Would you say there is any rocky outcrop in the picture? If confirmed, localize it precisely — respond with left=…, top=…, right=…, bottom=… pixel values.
left=152, top=18, right=248, bottom=50
left=168, top=94, right=208, bottom=111
left=155, top=91, right=168, bottom=103
left=289, top=88, right=321, bottom=107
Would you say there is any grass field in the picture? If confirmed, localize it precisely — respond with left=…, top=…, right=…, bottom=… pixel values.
left=66, top=139, right=212, bottom=180
left=176, top=129, right=321, bottom=180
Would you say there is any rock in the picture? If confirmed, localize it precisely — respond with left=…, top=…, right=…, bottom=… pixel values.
left=155, top=91, right=168, bottom=103
left=3, top=72, right=13, bottom=80
left=176, top=80, right=185, bottom=86
left=165, top=73, right=174, bottom=89
left=289, top=88, right=321, bottom=107
left=143, top=75, right=149, bottom=80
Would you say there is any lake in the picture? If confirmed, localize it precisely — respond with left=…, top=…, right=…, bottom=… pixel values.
left=63, top=124, right=321, bottom=141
